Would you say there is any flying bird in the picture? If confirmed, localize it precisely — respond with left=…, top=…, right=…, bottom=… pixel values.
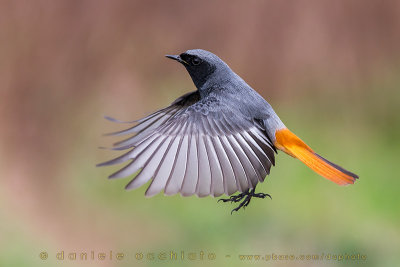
left=98, top=49, right=358, bottom=213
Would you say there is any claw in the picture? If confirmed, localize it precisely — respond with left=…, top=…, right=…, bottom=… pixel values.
left=253, top=193, right=272, bottom=200
left=218, top=186, right=272, bottom=214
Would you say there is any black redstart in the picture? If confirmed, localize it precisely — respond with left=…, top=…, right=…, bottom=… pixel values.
left=98, top=49, right=358, bottom=213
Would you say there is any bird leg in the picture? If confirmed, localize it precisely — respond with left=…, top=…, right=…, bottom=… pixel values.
left=218, top=186, right=271, bottom=214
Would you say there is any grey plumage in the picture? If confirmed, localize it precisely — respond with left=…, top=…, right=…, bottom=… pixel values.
left=99, top=49, right=286, bottom=197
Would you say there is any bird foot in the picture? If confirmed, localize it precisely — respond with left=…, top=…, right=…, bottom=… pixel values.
left=218, top=188, right=271, bottom=214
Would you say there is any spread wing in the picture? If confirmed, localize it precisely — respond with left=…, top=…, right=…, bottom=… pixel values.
left=98, top=91, right=276, bottom=197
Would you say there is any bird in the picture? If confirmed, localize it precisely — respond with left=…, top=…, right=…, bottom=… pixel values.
left=98, top=49, right=358, bottom=213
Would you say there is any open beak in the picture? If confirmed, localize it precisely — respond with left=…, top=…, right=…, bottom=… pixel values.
left=165, top=54, right=188, bottom=65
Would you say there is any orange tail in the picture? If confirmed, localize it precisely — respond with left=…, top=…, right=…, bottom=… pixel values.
left=274, top=128, right=358, bottom=185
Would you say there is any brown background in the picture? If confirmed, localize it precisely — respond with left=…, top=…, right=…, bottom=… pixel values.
left=1, top=1, right=399, bottom=267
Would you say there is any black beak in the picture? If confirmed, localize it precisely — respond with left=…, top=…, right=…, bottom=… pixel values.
left=165, top=55, right=188, bottom=65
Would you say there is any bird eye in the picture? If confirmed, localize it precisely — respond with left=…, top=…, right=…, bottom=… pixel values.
left=191, top=57, right=202, bottom=66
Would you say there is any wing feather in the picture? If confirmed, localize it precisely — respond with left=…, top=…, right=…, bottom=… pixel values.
left=215, top=119, right=251, bottom=191
left=196, top=134, right=212, bottom=197
left=99, top=91, right=277, bottom=197
left=202, top=116, right=238, bottom=195
left=234, top=133, right=267, bottom=181
left=181, top=125, right=199, bottom=196
left=125, top=136, right=172, bottom=190
left=248, top=128, right=275, bottom=166
left=203, top=135, right=224, bottom=197
left=145, top=133, right=182, bottom=197
left=109, top=135, right=164, bottom=179
left=164, top=125, right=190, bottom=195
left=241, top=132, right=271, bottom=180
left=105, top=107, right=178, bottom=136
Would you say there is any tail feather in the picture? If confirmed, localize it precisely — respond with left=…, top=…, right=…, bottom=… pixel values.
left=274, top=128, right=358, bottom=185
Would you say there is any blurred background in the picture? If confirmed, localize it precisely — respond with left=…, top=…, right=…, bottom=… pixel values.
left=1, top=1, right=399, bottom=266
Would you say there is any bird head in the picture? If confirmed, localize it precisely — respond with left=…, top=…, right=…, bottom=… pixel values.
left=166, top=49, right=231, bottom=90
